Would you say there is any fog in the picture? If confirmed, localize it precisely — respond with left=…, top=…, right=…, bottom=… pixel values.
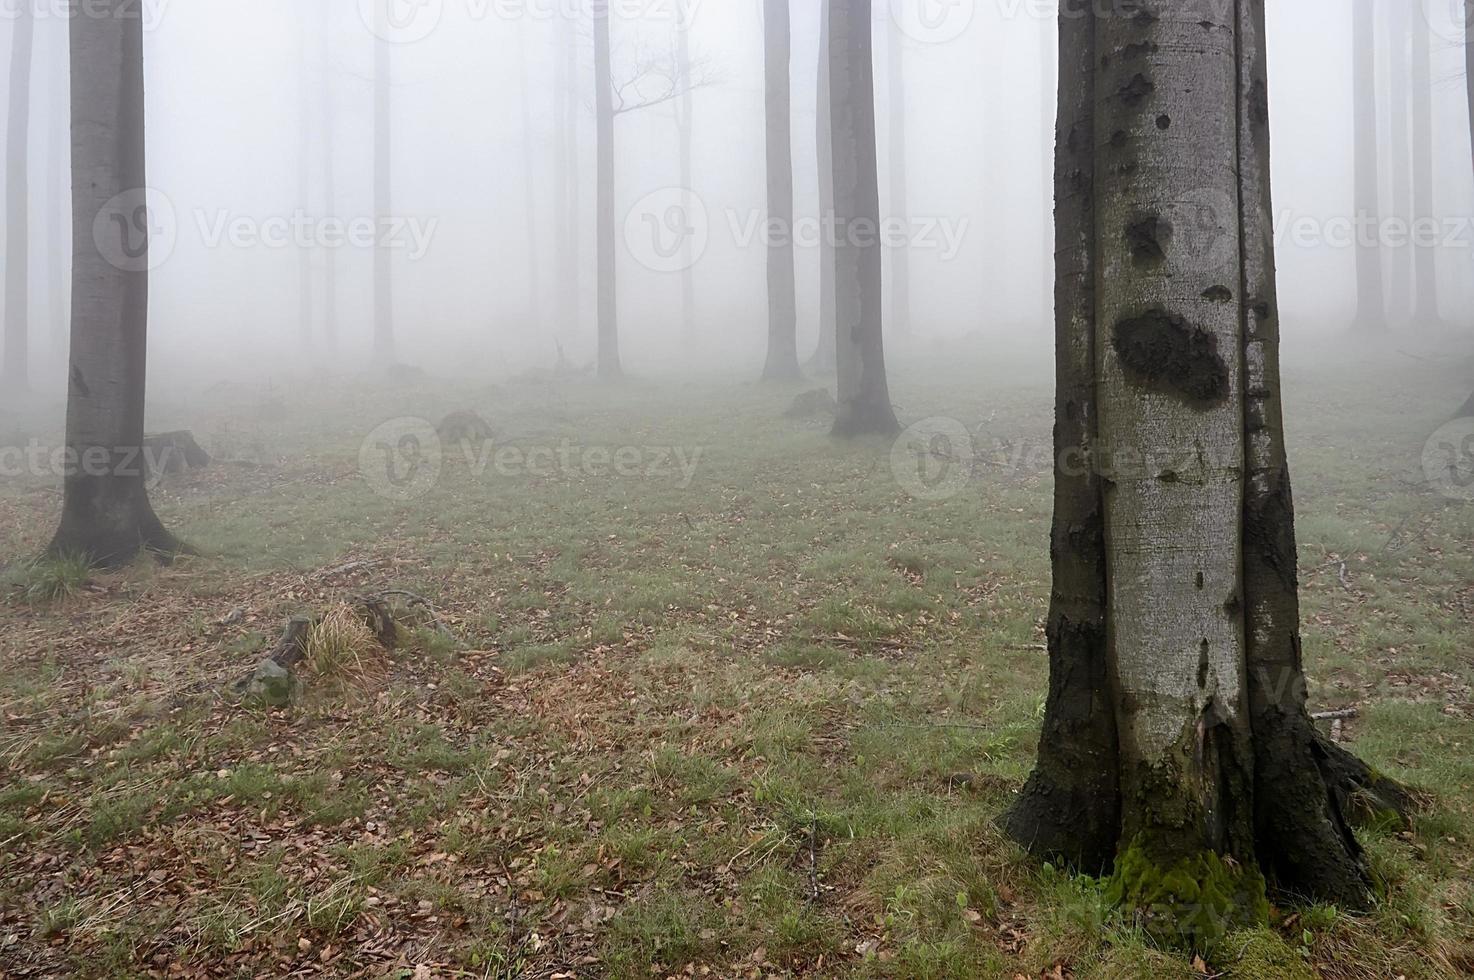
left=2, top=0, right=1473, bottom=391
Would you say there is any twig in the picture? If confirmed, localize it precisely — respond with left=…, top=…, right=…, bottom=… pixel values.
left=1311, top=708, right=1359, bottom=721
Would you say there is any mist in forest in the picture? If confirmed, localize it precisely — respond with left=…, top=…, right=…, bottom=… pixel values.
left=2, top=0, right=1473, bottom=393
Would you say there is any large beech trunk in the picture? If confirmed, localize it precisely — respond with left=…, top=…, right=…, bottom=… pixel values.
left=48, top=1, right=183, bottom=566
left=761, top=0, right=801, bottom=382
left=1003, top=0, right=1409, bottom=946
left=807, top=0, right=837, bottom=374
left=3, top=0, right=35, bottom=391
left=827, top=0, right=898, bottom=437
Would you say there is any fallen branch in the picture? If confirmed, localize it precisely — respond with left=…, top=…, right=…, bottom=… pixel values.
left=1311, top=708, right=1359, bottom=722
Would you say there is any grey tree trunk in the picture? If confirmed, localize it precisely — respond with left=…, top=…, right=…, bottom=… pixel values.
left=46, top=17, right=67, bottom=366
left=1351, top=0, right=1385, bottom=332
left=320, top=7, right=338, bottom=352
left=594, top=0, right=621, bottom=379
left=1383, top=0, right=1411, bottom=327
left=519, top=31, right=544, bottom=329
left=297, top=16, right=313, bottom=351
left=373, top=26, right=395, bottom=362
left=676, top=22, right=697, bottom=345
left=886, top=15, right=910, bottom=338
left=48, top=1, right=184, bottom=565
left=761, top=0, right=801, bottom=381
left=3, top=0, right=35, bottom=392
left=828, top=0, right=898, bottom=437
left=1410, top=7, right=1443, bottom=327
left=1003, top=0, right=1409, bottom=946
left=806, top=0, right=837, bottom=374
left=1467, top=2, right=1474, bottom=197
left=554, top=10, right=581, bottom=341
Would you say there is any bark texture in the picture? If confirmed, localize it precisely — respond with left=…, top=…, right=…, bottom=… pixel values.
left=807, top=0, right=838, bottom=374
left=48, top=1, right=183, bottom=566
left=761, top=0, right=801, bottom=382
left=4, top=0, right=35, bottom=391
left=594, top=0, right=622, bottom=380
left=827, top=0, right=899, bottom=437
left=1351, top=0, right=1385, bottom=332
left=1003, top=0, right=1409, bottom=946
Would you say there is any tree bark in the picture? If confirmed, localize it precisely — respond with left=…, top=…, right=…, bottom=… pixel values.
left=1351, top=0, right=1385, bottom=332
left=828, top=0, right=899, bottom=437
left=807, top=0, right=837, bottom=374
left=761, top=0, right=802, bottom=382
left=45, top=14, right=67, bottom=367
left=3, top=0, right=35, bottom=392
left=373, top=23, right=395, bottom=362
left=1004, top=0, right=1408, bottom=946
left=1409, top=7, right=1443, bottom=328
left=676, top=21, right=698, bottom=345
left=886, top=15, right=910, bottom=339
left=594, top=0, right=622, bottom=380
left=48, top=1, right=184, bottom=566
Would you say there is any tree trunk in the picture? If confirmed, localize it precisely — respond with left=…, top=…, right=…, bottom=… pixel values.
left=807, top=0, right=837, bottom=374
left=1351, top=0, right=1385, bottom=332
left=1039, top=4, right=1056, bottom=328
left=761, top=0, right=801, bottom=382
left=3, top=0, right=35, bottom=392
left=373, top=25, right=395, bottom=362
left=1383, top=0, right=1411, bottom=328
left=1410, top=7, right=1443, bottom=328
left=886, top=16, right=910, bottom=339
left=48, top=1, right=184, bottom=566
left=554, top=9, right=581, bottom=342
left=520, top=30, right=544, bottom=330
left=1467, top=2, right=1474, bottom=199
left=676, top=22, right=698, bottom=345
left=828, top=0, right=898, bottom=437
left=297, top=13, right=313, bottom=352
left=1003, top=1, right=1409, bottom=948
left=46, top=15, right=67, bottom=367
left=594, top=0, right=622, bottom=380
left=320, top=6, right=338, bottom=352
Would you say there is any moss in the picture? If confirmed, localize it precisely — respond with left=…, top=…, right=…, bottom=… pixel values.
left=1217, top=929, right=1313, bottom=980
left=1095, top=944, right=1199, bottom=980
left=1106, top=836, right=1269, bottom=951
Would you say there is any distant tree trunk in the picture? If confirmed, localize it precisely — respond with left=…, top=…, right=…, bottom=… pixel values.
left=1383, top=0, right=1411, bottom=328
left=594, top=0, right=622, bottom=379
left=886, top=16, right=910, bottom=338
left=761, top=0, right=801, bottom=381
left=1351, top=0, right=1385, bottom=332
left=297, top=16, right=313, bottom=352
left=554, top=11, right=581, bottom=340
left=320, top=8, right=338, bottom=352
left=519, top=31, right=544, bottom=329
left=1003, top=1, right=1409, bottom=946
left=3, top=0, right=35, bottom=392
left=46, top=17, right=67, bottom=366
left=676, top=21, right=698, bottom=344
left=49, top=1, right=184, bottom=565
left=373, top=26, right=395, bottom=362
left=1040, top=4, right=1056, bottom=327
left=1467, top=2, right=1474, bottom=193
left=806, top=0, right=837, bottom=374
left=1410, top=7, right=1443, bottom=328
left=828, top=0, right=898, bottom=437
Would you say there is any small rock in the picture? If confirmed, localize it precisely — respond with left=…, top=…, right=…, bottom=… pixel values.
left=243, top=658, right=294, bottom=708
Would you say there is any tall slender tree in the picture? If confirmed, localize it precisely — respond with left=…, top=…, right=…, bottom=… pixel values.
left=3, top=0, right=36, bottom=392
left=49, top=0, right=185, bottom=564
left=1383, top=0, right=1412, bottom=327
left=1410, top=6, right=1444, bottom=328
left=519, top=29, right=544, bottom=328
left=593, top=0, right=621, bottom=379
left=675, top=18, right=698, bottom=344
left=1003, top=0, right=1410, bottom=946
left=1350, top=0, right=1385, bottom=332
left=320, top=5, right=339, bottom=352
left=297, top=10, right=314, bottom=351
left=885, top=13, right=911, bottom=338
left=554, top=9, right=581, bottom=341
left=761, top=0, right=801, bottom=381
left=46, top=14, right=67, bottom=365
left=828, top=0, right=899, bottom=437
left=373, top=18, right=395, bottom=362
left=807, top=0, right=837, bottom=373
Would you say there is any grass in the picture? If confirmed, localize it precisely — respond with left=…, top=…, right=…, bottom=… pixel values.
left=3, top=552, right=92, bottom=603
left=0, top=341, right=1471, bottom=977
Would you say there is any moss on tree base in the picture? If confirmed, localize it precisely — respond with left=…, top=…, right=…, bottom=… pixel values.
left=1106, top=836, right=1269, bottom=951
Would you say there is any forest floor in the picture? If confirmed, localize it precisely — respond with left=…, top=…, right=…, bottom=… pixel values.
left=1, top=342, right=1472, bottom=979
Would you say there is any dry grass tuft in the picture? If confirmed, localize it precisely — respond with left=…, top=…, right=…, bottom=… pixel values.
left=305, top=605, right=389, bottom=689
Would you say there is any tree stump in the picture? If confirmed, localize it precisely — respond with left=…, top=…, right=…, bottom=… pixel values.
left=144, top=431, right=212, bottom=476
